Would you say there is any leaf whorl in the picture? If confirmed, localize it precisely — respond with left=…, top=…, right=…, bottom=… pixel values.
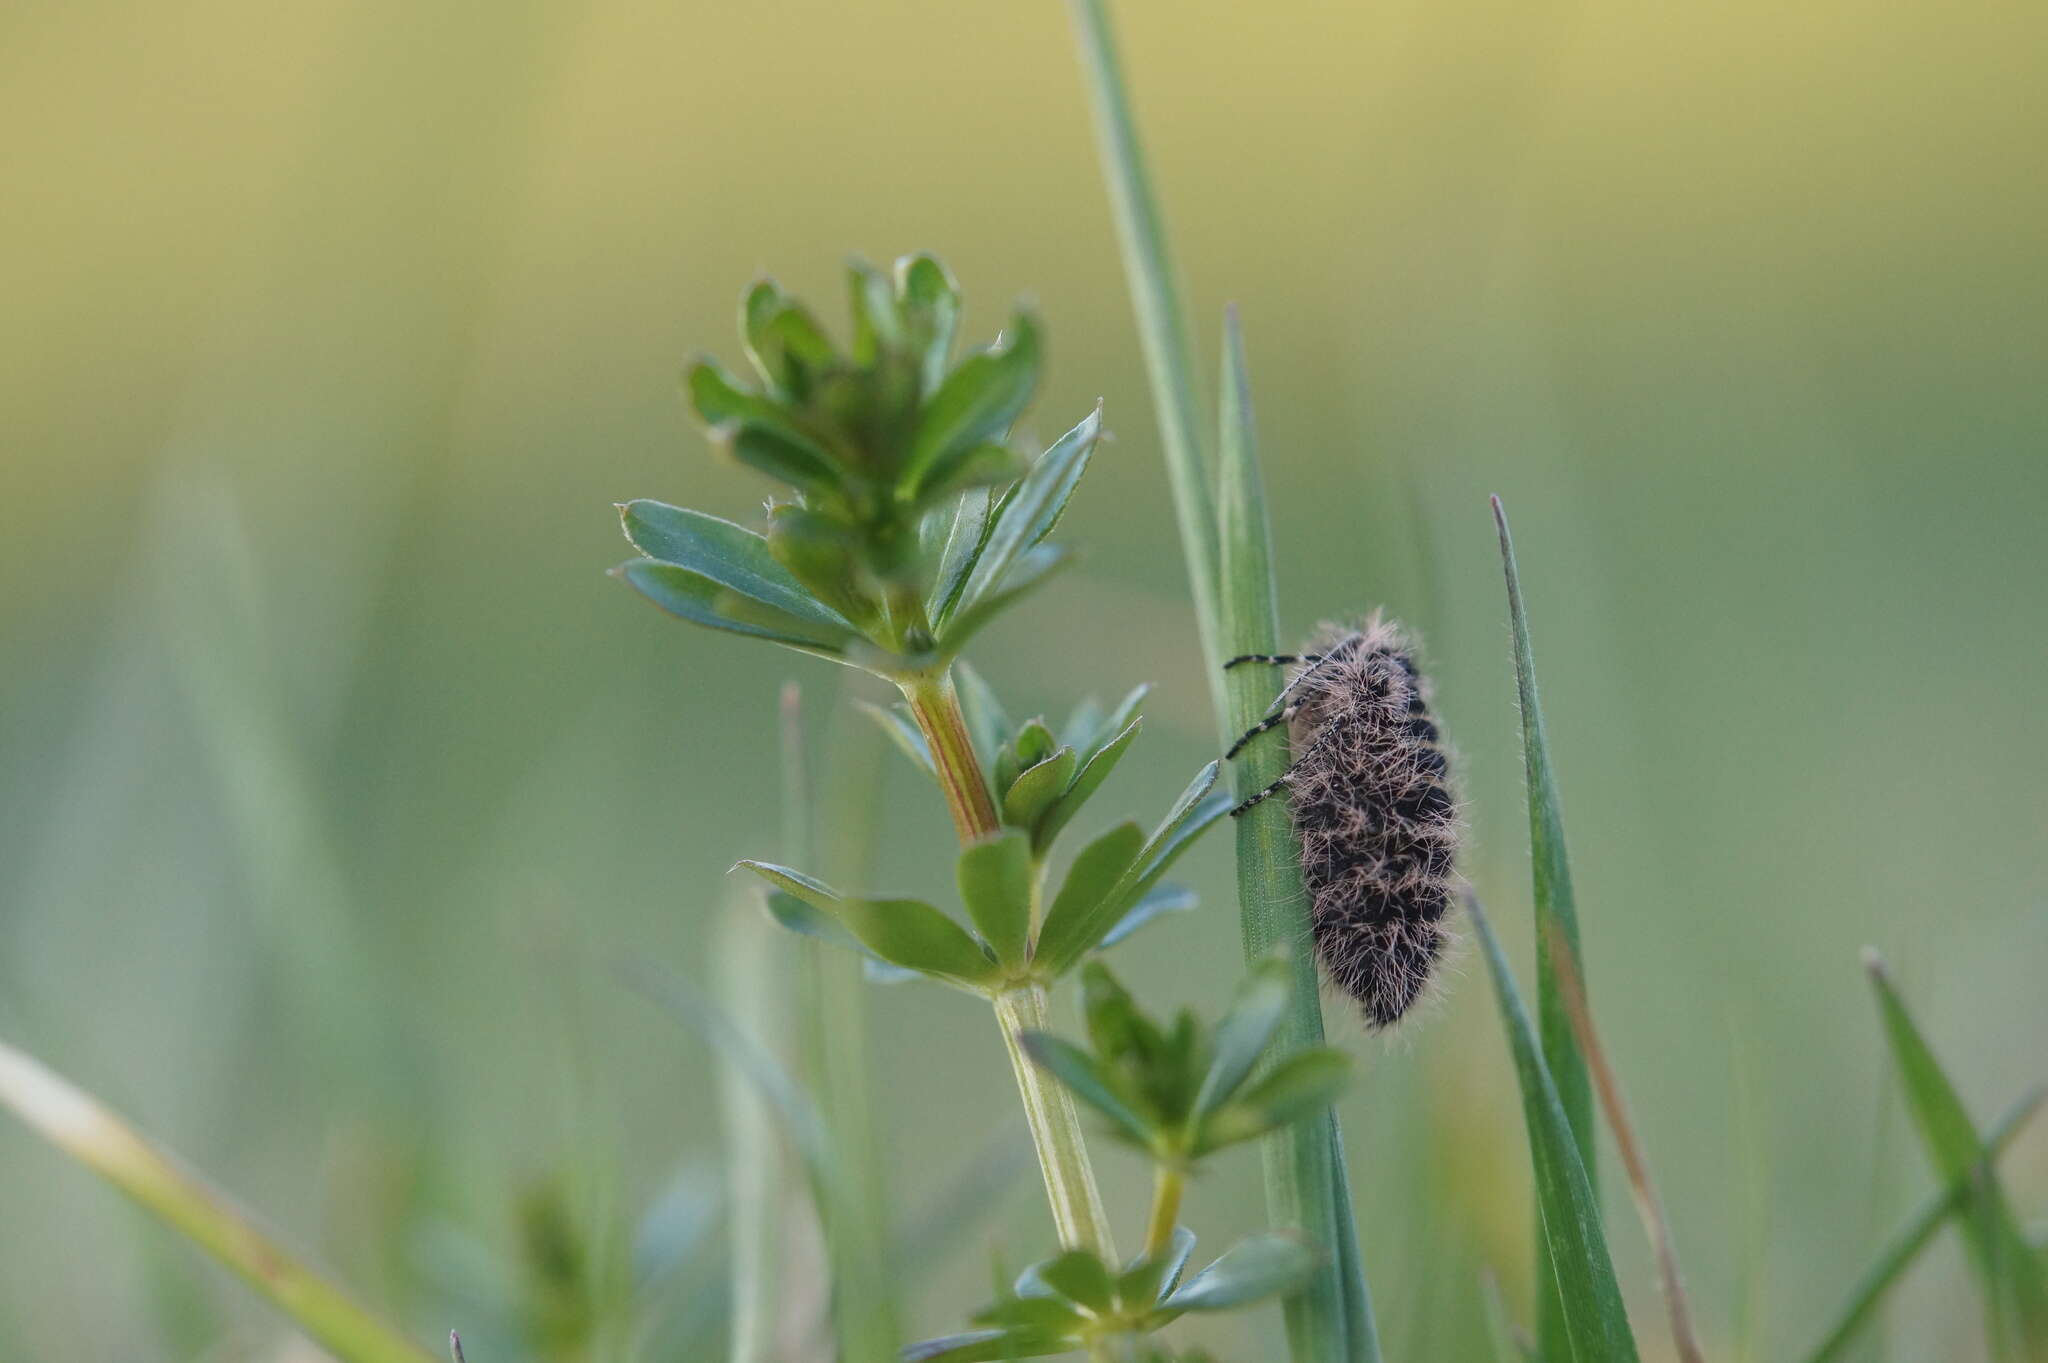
left=1286, top=614, right=1459, bottom=1027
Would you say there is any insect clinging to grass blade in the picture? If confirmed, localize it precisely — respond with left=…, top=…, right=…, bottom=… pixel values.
left=1226, top=614, right=1460, bottom=1027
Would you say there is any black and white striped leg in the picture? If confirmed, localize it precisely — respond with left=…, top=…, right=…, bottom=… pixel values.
left=1229, top=729, right=1337, bottom=817
left=1223, top=652, right=1307, bottom=670
left=1225, top=708, right=1291, bottom=759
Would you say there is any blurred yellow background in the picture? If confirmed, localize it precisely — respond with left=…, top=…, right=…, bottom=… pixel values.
left=2, top=1, right=2044, bottom=1359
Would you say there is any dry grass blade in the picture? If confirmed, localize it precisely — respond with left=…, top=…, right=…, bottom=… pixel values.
left=1543, top=926, right=1706, bottom=1363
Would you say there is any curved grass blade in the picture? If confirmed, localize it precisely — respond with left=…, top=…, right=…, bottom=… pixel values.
left=1467, top=898, right=1641, bottom=1363
left=1492, top=494, right=1598, bottom=1363
left=1801, top=1086, right=2047, bottom=1363
left=1215, top=309, right=1378, bottom=1360
left=1865, top=951, right=2048, bottom=1360
left=0, top=1038, right=437, bottom=1363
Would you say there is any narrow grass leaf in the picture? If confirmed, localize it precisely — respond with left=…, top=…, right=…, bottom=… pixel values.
left=0, top=1039, right=438, bottom=1363
left=1801, top=1088, right=2047, bottom=1363
left=1213, top=306, right=1377, bottom=1361
left=1493, top=494, right=1599, bottom=1363
left=1468, top=898, right=1640, bottom=1363
left=1865, top=952, right=2048, bottom=1359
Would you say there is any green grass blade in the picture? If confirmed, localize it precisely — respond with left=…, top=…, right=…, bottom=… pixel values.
left=1214, top=309, right=1379, bottom=1362
left=1066, top=0, right=1224, bottom=725
left=1801, top=1087, right=2047, bottom=1363
left=1468, top=897, right=1641, bottom=1363
left=1864, top=951, right=2048, bottom=1360
left=1491, top=494, right=1598, bottom=1363
left=0, top=1037, right=437, bottom=1363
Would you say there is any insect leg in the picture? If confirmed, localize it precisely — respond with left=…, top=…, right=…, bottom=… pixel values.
left=1229, top=728, right=1339, bottom=817
left=1225, top=709, right=1290, bottom=759
left=1222, top=637, right=1360, bottom=760
left=1222, top=652, right=1309, bottom=669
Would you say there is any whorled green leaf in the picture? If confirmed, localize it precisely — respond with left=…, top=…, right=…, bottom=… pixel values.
left=1196, top=1049, right=1352, bottom=1157
left=859, top=701, right=936, bottom=775
left=1492, top=494, right=1598, bottom=1363
left=1119, top=1226, right=1198, bottom=1309
left=901, top=1327, right=1074, bottom=1363
left=955, top=406, right=1100, bottom=616
left=732, top=860, right=841, bottom=915
left=900, top=311, right=1042, bottom=499
left=928, top=487, right=997, bottom=627
left=1003, top=747, right=1078, bottom=834
left=1468, top=897, right=1639, bottom=1363
left=846, top=257, right=903, bottom=365
left=896, top=252, right=962, bottom=393
left=839, top=898, right=1001, bottom=993
left=1025, top=1250, right=1116, bottom=1314
left=920, top=442, right=1026, bottom=509
left=1033, top=822, right=1146, bottom=973
left=741, top=282, right=836, bottom=398
left=1094, top=881, right=1196, bottom=953
left=1035, top=716, right=1142, bottom=852
left=1866, top=952, right=2048, bottom=1359
left=1018, top=1032, right=1153, bottom=1148
left=620, top=501, right=853, bottom=631
left=1160, top=1234, right=1319, bottom=1314
left=937, top=543, right=1074, bottom=657
left=1194, top=956, right=1291, bottom=1116
left=616, top=559, right=855, bottom=658
left=958, top=832, right=1034, bottom=970
left=765, top=504, right=877, bottom=629
left=761, top=889, right=867, bottom=958
left=715, top=419, right=845, bottom=493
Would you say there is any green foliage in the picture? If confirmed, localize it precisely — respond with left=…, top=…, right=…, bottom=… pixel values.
left=734, top=751, right=1226, bottom=992
left=904, top=1229, right=1316, bottom=1361
left=1019, top=960, right=1351, bottom=1168
left=1865, top=953, right=2048, bottom=1359
left=614, top=258, right=1099, bottom=673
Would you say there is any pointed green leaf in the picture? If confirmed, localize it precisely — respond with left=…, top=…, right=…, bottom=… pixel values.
left=731, top=860, right=841, bottom=914
left=839, top=898, right=1000, bottom=992
left=1033, top=822, right=1146, bottom=973
left=1161, top=1234, right=1319, bottom=1313
left=761, top=890, right=865, bottom=956
left=1035, top=716, right=1142, bottom=851
left=1017, top=1033, right=1153, bottom=1148
left=895, top=252, right=962, bottom=393
left=716, top=421, right=845, bottom=494
left=920, top=442, right=1026, bottom=507
left=1196, top=1049, right=1352, bottom=1155
left=1194, top=957, right=1291, bottom=1116
left=1119, top=1226, right=1198, bottom=1308
left=958, top=832, right=1034, bottom=969
left=616, top=559, right=853, bottom=658
left=846, top=257, right=902, bottom=365
left=956, top=406, right=1099, bottom=612
left=1029, top=1250, right=1116, bottom=1313
left=1866, top=952, right=2048, bottom=1359
left=683, top=355, right=776, bottom=429
left=901, top=1328, right=1073, bottom=1363
left=620, top=502, right=852, bottom=631
left=1468, top=897, right=1639, bottom=1363
left=937, top=544, right=1074, bottom=655
left=1004, top=748, right=1077, bottom=832
left=1095, top=881, right=1196, bottom=953
left=858, top=702, right=936, bottom=775
left=901, top=311, right=1041, bottom=498
left=928, top=487, right=997, bottom=627
left=1492, top=495, right=1597, bottom=1363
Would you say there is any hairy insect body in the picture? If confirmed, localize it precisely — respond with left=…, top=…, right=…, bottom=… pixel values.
left=1229, top=615, right=1459, bottom=1028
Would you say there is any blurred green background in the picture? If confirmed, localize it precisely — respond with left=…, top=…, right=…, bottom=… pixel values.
left=3, top=0, right=2044, bottom=1359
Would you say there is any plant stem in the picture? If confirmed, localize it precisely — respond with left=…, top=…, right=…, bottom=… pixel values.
left=903, top=670, right=1001, bottom=841
left=907, top=671, right=1116, bottom=1259
left=1144, top=1165, right=1184, bottom=1258
left=995, top=985, right=1117, bottom=1259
